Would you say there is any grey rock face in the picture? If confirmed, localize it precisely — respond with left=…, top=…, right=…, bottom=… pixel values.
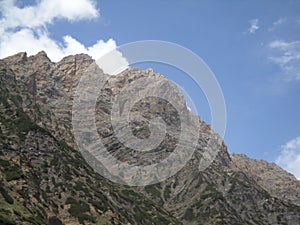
left=0, top=51, right=299, bottom=225
left=231, top=153, right=300, bottom=206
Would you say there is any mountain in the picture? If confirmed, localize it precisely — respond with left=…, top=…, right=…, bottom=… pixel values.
left=0, top=51, right=299, bottom=225
left=231, top=153, right=300, bottom=206
left=0, top=54, right=181, bottom=225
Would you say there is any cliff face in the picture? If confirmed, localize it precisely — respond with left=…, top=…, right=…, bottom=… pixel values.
left=231, top=153, right=300, bottom=206
left=0, top=55, right=180, bottom=225
left=0, top=52, right=299, bottom=225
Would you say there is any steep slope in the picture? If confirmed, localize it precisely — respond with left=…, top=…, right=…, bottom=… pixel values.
left=231, top=153, right=300, bottom=206
left=0, top=59, right=181, bottom=224
left=0, top=52, right=300, bottom=225
left=140, top=156, right=300, bottom=224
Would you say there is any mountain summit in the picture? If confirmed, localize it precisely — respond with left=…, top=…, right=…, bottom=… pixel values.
left=0, top=52, right=299, bottom=224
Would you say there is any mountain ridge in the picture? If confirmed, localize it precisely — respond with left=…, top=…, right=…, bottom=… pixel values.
left=231, top=153, right=300, bottom=206
left=0, top=51, right=299, bottom=224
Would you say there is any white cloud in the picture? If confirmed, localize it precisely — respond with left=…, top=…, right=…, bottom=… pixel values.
left=276, top=137, right=300, bottom=180
left=273, top=18, right=285, bottom=27
left=0, top=0, right=98, bottom=30
left=0, top=0, right=127, bottom=69
left=248, top=19, right=259, bottom=34
left=268, top=40, right=300, bottom=80
left=269, top=18, right=286, bottom=31
left=95, top=48, right=129, bottom=75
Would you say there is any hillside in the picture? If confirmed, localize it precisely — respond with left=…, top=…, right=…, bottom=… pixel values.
left=0, top=52, right=299, bottom=224
left=231, top=153, right=300, bottom=206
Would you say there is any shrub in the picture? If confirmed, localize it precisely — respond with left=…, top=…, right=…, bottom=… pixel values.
left=4, top=165, right=23, bottom=181
left=68, top=200, right=89, bottom=215
left=0, top=186, right=14, bottom=204
left=49, top=217, right=64, bottom=225
left=66, top=198, right=95, bottom=224
left=0, top=215, right=16, bottom=225
left=0, top=159, right=10, bottom=168
left=183, top=207, right=196, bottom=221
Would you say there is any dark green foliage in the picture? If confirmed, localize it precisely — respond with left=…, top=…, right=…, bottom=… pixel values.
left=13, top=110, right=36, bottom=134
left=66, top=197, right=95, bottom=224
left=0, top=215, right=16, bottom=225
left=0, top=159, right=10, bottom=167
left=145, top=185, right=161, bottom=197
left=74, top=181, right=86, bottom=192
left=0, top=186, right=13, bottom=204
left=93, top=191, right=110, bottom=209
left=120, top=189, right=137, bottom=199
left=155, top=214, right=176, bottom=225
left=65, top=197, right=76, bottom=205
left=90, top=200, right=106, bottom=212
left=183, top=207, right=195, bottom=221
left=58, top=140, right=70, bottom=151
left=69, top=200, right=90, bottom=214
left=3, top=165, right=23, bottom=182
left=48, top=217, right=64, bottom=225
left=23, top=216, right=42, bottom=224
left=164, top=183, right=172, bottom=199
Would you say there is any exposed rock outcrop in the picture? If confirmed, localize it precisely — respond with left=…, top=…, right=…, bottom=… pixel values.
left=231, top=153, right=300, bottom=206
left=0, top=51, right=299, bottom=225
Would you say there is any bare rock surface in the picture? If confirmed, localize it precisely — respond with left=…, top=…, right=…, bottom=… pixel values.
left=0, top=51, right=299, bottom=225
left=231, top=153, right=300, bottom=206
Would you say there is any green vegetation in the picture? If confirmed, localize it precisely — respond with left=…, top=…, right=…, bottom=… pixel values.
left=0, top=159, right=24, bottom=182
left=74, top=181, right=87, bottom=192
left=48, top=217, right=64, bottom=225
left=0, top=215, right=16, bottom=225
left=0, top=159, right=10, bottom=167
left=66, top=197, right=95, bottom=224
left=0, top=186, right=13, bottom=204
left=145, top=185, right=162, bottom=198
left=0, top=159, right=23, bottom=181
left=4, top=165, right=23, bottom=182
left=183, top=207, right=196, bottom=221
left=164, top=183, right=172, bottom=199
left=0, top=193, right=44, bottom=225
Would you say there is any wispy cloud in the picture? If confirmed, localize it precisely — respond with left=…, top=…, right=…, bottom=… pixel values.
left=0, top=0, right=117, bottom=62
left=273, top=18, right=285, bottom=26
left=268, top=40, right=300, bottom=81
left=276, top=137, right=300, bottom=180
left=248, top=19, right=259, bottom=34
left=268, top=18, right=286, bottom=31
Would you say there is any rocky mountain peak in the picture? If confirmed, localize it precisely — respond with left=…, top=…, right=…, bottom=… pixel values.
left=2, top=52, right=27, bottom=63
left=0, top=51, right=299, bottom=224
left=31, top=50, right=49, bottom=59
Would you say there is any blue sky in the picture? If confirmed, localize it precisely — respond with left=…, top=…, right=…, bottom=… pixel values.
left=0, top=0, right=300, bottom=179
